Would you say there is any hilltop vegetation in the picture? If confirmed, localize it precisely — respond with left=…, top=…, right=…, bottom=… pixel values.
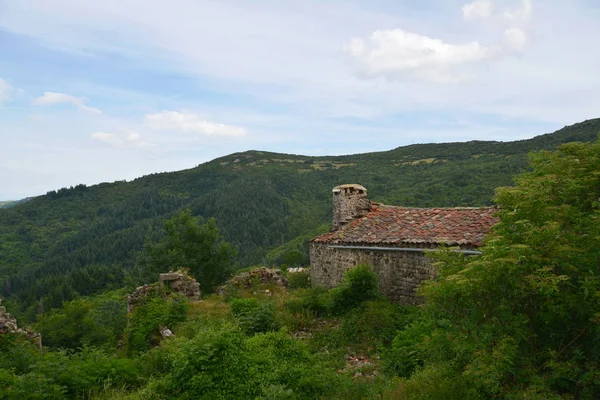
left=0, top=198, right=33, bottom=209
left=0, top=137, right=599, bottom=399
left=0, top=119, right=599, bottom=317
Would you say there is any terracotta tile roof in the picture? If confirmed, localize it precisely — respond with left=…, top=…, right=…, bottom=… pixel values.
left=313, top=203, right=498, bottom=247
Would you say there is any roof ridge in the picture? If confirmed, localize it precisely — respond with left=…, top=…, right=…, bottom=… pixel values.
left=378, top=205, right=498, bottom=210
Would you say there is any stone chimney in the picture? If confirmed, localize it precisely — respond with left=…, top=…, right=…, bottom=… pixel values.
left=332, top=184, right=371, bottom=230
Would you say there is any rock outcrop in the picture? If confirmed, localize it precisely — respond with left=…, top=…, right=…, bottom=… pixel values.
left=127, top=271, right=201, bottom=313
left=0, top=298, right=42, bottom=348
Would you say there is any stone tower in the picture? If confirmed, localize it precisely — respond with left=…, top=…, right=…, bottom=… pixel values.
left=332, top=184, right=371, bottom=230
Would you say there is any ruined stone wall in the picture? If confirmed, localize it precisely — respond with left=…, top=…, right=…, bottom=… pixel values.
left=309, top=243, right=436, bottom=305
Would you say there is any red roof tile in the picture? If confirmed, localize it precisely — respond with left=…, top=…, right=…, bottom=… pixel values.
left=313, top=204, right=498, bottom=247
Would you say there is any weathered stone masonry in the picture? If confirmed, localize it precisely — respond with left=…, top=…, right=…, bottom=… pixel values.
left=310, top=243, right=436, bottom=304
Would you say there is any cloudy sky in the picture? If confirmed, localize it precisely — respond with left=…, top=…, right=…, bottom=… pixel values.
left=1, top=0, right=599, bottom=199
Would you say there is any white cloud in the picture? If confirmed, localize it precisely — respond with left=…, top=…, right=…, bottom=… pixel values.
left=504, top=27, right=527, bottom=51
left=505, top=0, right=533, bottom=24
left=0, top=78, right=13, bottom=107
left=90, top=130, right=154, bottom=148
left=33, top=91, right=102, bottom=114
left=78, top=104, right=102, bottom=115
left=345, top=29, right=491, bottom=83
left=145, top=111, right=247, bottom=137
left=462, top=0, right=493, bottom=20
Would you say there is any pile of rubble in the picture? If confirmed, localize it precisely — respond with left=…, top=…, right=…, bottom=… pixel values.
left=219, top=267, right=288, bottom=295
left=0, top=299, right=42, bottom=348
left=338, top=354, right=379, bottom=379
left=127, top=284, right=159, bottom=313
left=127, top=271, right=201, bottom=313
left=159, top=272, right=201, bottom=300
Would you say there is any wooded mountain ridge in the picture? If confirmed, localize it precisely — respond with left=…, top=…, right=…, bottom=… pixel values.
left=1, top=118, right=598, bottom=316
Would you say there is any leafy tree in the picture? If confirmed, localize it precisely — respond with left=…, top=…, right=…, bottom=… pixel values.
left=331, top=264, right=380, bottom=314
left=139, top=210, right=236, bottom=293
left=400, top=140, right=600, bottom=398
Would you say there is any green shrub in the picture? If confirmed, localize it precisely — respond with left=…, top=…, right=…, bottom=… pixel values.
left=331, top=265, right=379, bottom=315
left=285, top=286, right=332, bottom=317
left=32, top=347, right=141, bottom=398
left=143, top=328, right=339, bottom=399
left=0, top=339, right=141, bottom=399
left=389, top=363, right=483, bottom=400
left=230, top=298, right=279, bottom=335
left=287, top=270, right=311, bottom=289
left=124, top=294, right=188, bottom=354
left=341, top=300, right=416, bottom=351
left=230, top=297, right=260, bottom=315
left=35, top=297, right=127, bottom=350
left=0, top=335, right=41, bottom=373
left=0, top=370, right=66, bottom=400
left=382, top=321, right=431, bottom=378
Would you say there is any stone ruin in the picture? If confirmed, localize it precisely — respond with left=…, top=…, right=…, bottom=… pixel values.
left=127, top=284, right=159, bottom=314
left=218, top=267, right=288, bottom=296
left=158, top=272, right=201, bottom=300
left=127, top=271, right=201, bottom=314
left=0, top=298, right=42, bottom=349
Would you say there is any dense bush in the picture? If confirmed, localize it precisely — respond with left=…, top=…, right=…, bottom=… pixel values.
left=285, top=286, right=332, bottom=317
left=0, top=337, right=140, bottom=399
left=230, top=298, right=279, bottom=335
left=124, top=294, right=189, bottom=354
left=286, top=270, right=311, bottom=289
left=341, top=300, right=415, bottom=352
left=382, top=320, right=432, bottom=378
left=137, top=328, right=340, bottom=399
left=331, top=265, right=380, bottom=314
left=34, top=295, right=127, bottom=350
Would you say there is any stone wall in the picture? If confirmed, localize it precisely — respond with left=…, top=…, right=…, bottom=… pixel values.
left=332, top=184, right=371, bottom=230
left=309, top=243, right=436, bottom=304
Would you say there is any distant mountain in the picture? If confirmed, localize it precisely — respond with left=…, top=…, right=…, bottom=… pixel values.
left=1, top=118, right=598, bottom=315
left=0, top=197, right=34, bottom=209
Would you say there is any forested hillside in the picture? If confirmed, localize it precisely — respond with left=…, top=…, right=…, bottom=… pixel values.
left=1, top=118, right=599, bottom=316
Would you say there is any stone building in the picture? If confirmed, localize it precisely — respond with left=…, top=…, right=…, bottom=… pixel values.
left=310, top=184, right=498, bottom=304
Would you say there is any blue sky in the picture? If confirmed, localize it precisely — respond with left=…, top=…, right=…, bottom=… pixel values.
left=1, top=0, right=599, bottom=199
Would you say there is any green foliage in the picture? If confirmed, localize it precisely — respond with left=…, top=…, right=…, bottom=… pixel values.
left=230, top=298, right=279, bottom=335
left=3, top=120, right=599, bottom=315
left=400, top=139, right=600, bottom=398
left=137, top=327, right=339, bottom=399
left=34, top=294, right=127, bottom=349
left=382, top=320, right=432, bottom=378
left=266, top=224, right=329, bottom=267
left=341, top=300, right=415, bottom=352
left=331, top=265, right=380, bottom=314
left=0, top=338, right=140, bottom=399
left=124, top=294, right=189, bottom=354
left=285, top=286, right=332, bottom=317
left=138, top=210, right=236, bottom=293
left=0, top=369, right=67, bottom=400
left=286, top=270, right=311, bottom=289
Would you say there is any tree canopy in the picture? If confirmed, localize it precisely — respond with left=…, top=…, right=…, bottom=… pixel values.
left=138, top=210, right=236, bottom=293
left=400, top=139, right=600, bottom=398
